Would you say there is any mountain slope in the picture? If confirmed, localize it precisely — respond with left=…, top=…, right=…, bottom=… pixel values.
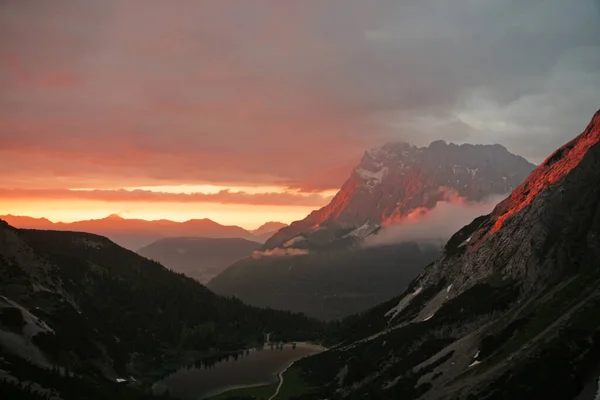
left=265, top=141, right=535, bottom=249
left=0, top=214, right=258, bottom=250
left=276, top=109, right=600, bottom=399
left=138, top=237, right=261, bottom=283
left=251, top=222, right=288, bottom=243
left=0, top=222, right=324, bottom=399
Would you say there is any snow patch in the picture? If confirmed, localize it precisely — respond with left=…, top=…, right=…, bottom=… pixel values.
left=0, top=297, right=55, bottom=368
left=336, top=365, right=348, bottom=386
left=446, top=284, right=453, bottom=293
left=474, top=350, right=480, bottom=359
left=468, top=360, right=481, bottom=368
left=252, top=247, right=309, bottom=258
left=458, top=236, right=472, bottom=248
left=356, top=167, right=388, bottom=184
left=283, top=236, right=305, bottom=248
left=423, top=313, right=435, bottom=322
left=116, top=378, right=127, bottom=383
left=383, top=376, right=401, bottom=390
left=385, top=287, right=423, bottom=320
left=466, top=167, right=479, bottom=177
left=0, top=297, right=54, bottom=336
left=343, top=222, right=374, bottom=239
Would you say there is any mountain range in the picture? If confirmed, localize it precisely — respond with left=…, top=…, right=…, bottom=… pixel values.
left=0, top=215, right=287, bottom=251
left=266, top=109, right=600, bottom=399
left=208, top=141, right=536, bottom=319
left=250, top=221, right=288, bottom=242
left=265, top=140, right=535, bottom=250
left=138, top=237, right=262, bottom=283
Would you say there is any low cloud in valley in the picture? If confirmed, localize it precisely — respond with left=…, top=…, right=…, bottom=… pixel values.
left=364, top=194, right=507, bottom=247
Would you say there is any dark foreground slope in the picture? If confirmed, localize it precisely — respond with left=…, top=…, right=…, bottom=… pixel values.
left=0, top=224, right=324, bottom=399
left=278, top=110, right=600, bottom=400
left=138, top=237, right=261, bottom=283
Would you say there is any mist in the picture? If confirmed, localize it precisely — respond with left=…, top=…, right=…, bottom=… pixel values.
left=251, top=247, right=310, bottom=259
left=363, top=194, right=507, bottom=247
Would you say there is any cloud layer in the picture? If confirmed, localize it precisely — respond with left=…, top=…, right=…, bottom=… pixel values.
left=1, top=0, right=599, bottom=193
left=0, top=188, right=332, bottom=207
left=364, top=195, right=507, bottom=247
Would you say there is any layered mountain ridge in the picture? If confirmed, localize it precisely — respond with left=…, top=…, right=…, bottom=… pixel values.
left=138, top=236, right=261, bottom=283
left=0, top=214, right=263, bottom=250
left=250, top=221, right=288, bottom=242
left=265, top=140, right=535, bottom=249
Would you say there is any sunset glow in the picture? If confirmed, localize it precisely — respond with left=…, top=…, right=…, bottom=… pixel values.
left=0, top=184, right=336, bottom=228
left=0, top=198, right=323, bottom=229
left=1, top=1, right=597, bottom=230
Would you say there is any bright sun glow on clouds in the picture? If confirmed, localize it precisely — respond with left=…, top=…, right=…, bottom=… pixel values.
left=116, top=185, right=337, bottom=198
left=0, top=184, right=338, bottom=229
left=2, top=1, right=596, bottom=228
left=0, top=198, right=321, bottom=229
left=71, top=185, right=320, bottom=195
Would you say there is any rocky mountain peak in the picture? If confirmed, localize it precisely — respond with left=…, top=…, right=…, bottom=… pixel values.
left=264, top=140, right=535, bottom=249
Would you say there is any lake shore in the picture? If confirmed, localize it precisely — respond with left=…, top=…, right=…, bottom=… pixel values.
left=156, top=341, right=326, bottom=400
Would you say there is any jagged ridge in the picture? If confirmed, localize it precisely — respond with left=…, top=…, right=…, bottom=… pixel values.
left=264, top=141, right=534, bottom=249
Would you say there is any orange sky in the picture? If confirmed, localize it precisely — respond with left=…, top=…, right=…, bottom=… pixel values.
left=0, top=199, right=318, bottom=229
left=0, top=186, right=337, bottom=229
left=1, top=1, right=597, bottom=228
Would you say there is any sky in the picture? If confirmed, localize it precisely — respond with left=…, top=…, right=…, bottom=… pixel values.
left=1, top=0, right=599, bottom=228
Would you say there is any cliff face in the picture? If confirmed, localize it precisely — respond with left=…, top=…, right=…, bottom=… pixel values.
left=421, top=109, right=600, bottom=297
left=265, top=141, right=534, bottom=249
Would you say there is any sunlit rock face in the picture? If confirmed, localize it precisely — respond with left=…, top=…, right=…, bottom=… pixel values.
left=264, top=140, right=535, bottom=249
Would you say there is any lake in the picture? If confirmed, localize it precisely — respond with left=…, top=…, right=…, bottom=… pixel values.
left=153, top=342, right=325, bottom=399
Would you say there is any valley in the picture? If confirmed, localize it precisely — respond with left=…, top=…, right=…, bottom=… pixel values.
left=1, top=2, right=598, bottom=397
left=138, top=237, right=262, bottom=284
left=2, top=110, right=600, bottom=399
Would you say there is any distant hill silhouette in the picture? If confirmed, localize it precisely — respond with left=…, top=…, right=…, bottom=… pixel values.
left=0, top=214, right=260, bottom=250
left=138, top=236, right=261, bottom=283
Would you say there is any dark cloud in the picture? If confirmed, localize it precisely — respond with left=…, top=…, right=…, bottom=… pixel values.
left=1, top=0, right=598, bottom=190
